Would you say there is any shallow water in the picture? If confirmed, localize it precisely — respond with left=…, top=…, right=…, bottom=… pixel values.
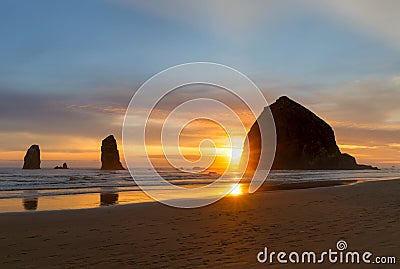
left=0, top=168, right=399, bottom=212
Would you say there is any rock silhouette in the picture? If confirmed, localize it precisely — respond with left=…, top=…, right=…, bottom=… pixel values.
left=244, top=96, right=377, bottom=170
left=54, top=162, right=68, bottom=169
left=101, top=135, right=125, bottom=170
left=23, top=145, right=41, bottom=169
left=23, top=197, right=38, bottom=210
left=100, top=192, right=119, bottom=206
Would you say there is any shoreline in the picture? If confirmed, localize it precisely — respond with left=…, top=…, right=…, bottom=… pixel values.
left=0, top=179, right=398, bottom=268
left=0, top=177, right=395, bottom=214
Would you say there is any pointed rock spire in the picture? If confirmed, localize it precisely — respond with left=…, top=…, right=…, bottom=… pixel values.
left=23, top=145, right=41, bottom=169
left=101, top=135, right=125, bottom=170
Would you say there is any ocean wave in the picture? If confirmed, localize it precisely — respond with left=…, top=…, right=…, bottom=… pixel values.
left=0, top=168, right=399, bottom=199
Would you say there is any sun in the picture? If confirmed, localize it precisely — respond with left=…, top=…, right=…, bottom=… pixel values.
left=229, top=148, right=243, bottom=160
left=224, top=147, right=243, bottom=169
left=230, top=183, right=243, bottom=196
left=213, top=136, right=245, bottom=170
left=218, top=147, right=243, bottom=160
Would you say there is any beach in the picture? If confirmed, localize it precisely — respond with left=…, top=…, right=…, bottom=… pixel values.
left=0, top=179, right=398, bottom=268
left=1, top=1, right=399, bottom=268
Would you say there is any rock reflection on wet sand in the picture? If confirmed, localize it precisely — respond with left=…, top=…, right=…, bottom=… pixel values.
left=23, top=197, right=38, bottom=210
left=100, top=192, right=119, bottom=206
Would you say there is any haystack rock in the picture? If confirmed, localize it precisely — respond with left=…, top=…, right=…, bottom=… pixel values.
left=101, top=135, right=125, bottom=170
left=244, top=96, right=377, bottom=170
left=23, top=145, right=41, bottom=169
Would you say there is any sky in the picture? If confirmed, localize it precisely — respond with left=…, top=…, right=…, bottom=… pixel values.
left=0, top=0, right=399, bottom=168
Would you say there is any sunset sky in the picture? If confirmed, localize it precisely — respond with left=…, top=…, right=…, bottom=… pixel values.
left=0, top=0, right=399, bottom=168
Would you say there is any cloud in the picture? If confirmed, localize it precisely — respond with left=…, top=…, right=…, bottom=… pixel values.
left=315, top=0, right=400, bottom=50
left=66, top=104, right=126, bottom=115
left=393, top=76, right=400, bottom=85
left=112, top=0, right=294, bottom=39
left=0, top=89, right=127, bottom=149
left=310, top=78, right=400, bottom=126
left=113, top=0, right=400, bottom=49
left=338, top=144, right=377, bottom=150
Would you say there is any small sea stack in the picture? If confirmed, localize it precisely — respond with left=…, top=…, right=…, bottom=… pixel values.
left=54, top=162, right=68, bottom=169
left=100, top=135, right=125, bottom=170
left=23, top=145, right=41, bottom=169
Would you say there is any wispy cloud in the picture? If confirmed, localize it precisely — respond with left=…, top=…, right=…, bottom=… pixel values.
left=0, top=89, right=127, bottom=137
left=312, top=77, right=400, bottom=126
left=114, top=0, right=400, bottom=49
left=338, top=144, right=378, bottom=150
left=392, top=76, right=400, bottom=85
left=316, top=0, right=400, bottom=50
left=66, top=104, right=126, bottom=115
left=113, top=0, right=292, bottom=40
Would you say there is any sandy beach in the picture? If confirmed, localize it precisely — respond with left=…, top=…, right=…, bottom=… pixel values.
left=2, top=1, right=400, bottom=268
left=0, top=179, right=398, bottom=269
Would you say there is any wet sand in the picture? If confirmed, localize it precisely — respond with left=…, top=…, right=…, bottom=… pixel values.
left=0, top=179, right=398, bottom=268
left=0, top=180, right=358, bottom=213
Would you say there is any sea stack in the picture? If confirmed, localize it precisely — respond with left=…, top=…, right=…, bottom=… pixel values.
left=100, top=135, right=125, bottom=170
left=23, top=145, right=41, bottom=169
left=54, top=162, right=68, bottom=169
left=244, top=96, right=377, bottom=170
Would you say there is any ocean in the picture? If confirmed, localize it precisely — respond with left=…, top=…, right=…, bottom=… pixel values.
left=0, top=168, right=399, bottom=212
